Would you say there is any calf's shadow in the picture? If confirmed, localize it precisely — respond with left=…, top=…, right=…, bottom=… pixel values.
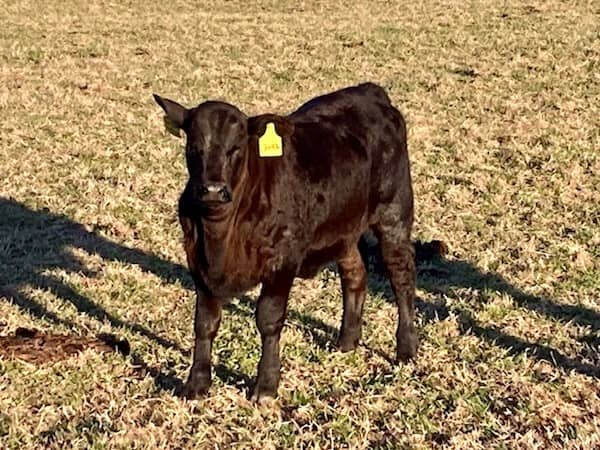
left=1, top=197, right=597, bottom=399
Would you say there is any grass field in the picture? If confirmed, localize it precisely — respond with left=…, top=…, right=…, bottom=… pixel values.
left=1, top=0, right=599, bottom=448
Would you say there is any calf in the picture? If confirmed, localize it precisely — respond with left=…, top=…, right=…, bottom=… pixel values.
left=153, top=82, right=417, bottom=402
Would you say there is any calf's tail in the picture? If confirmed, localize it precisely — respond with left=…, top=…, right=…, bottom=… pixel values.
left=358, top=234, right=448, bottom=275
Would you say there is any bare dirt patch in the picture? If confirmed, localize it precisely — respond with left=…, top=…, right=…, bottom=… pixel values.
left=0, top=328, right=129, bottom=364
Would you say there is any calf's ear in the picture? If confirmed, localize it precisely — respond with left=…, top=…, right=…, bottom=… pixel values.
left=248, top=114, right=295, bottom=138
left=153, top=94, right=189, bottom=134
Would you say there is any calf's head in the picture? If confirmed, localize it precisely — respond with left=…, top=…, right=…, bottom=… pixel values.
left=154, top=94, right=294, bottom=206
left=154, top=95, right=249, bottom=205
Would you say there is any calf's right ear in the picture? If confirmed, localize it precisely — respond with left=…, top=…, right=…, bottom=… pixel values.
left=153, top=94, right=189, bottom=136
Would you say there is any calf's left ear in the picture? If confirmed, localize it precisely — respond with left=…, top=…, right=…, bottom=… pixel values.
left=153, top=94, right=189, bottom=136
left=248, top=114, right=295, bottom=138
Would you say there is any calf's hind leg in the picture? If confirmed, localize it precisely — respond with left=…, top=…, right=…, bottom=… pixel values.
left=337, top=244, right=368, bottom=352
left=374, top=220, right=418, bottom=362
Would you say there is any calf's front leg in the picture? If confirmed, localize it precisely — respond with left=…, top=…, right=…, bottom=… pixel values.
left=181, top=290, right=222, bottom=399
left=251, top=274, right=294, bottom=403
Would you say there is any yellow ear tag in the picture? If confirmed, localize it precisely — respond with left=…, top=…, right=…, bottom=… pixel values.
left=163, top=115, right=181, bottom=137
left=258, top=122, right=283, bottom=157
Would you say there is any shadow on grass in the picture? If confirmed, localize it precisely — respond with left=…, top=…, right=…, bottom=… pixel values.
left=1, top=197, right=598, bottom=395
left=0, top=197, right=251, bottom=392
left=358, top=237, right=600, bottom=378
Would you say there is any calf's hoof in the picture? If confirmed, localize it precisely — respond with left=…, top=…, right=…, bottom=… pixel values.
left=178, top=378, right=210, bottom=400
left=337, top=331, right=360, bottom=352
left=396, top=331, right=419, bottom=363
left=250, top=384, right=278, bottom=405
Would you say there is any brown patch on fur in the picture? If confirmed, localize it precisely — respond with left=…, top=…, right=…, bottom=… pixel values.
left=180, top=216, right=200, bottom=276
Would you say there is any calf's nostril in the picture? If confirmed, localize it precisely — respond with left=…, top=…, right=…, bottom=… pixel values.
left=220, top=188, right=232, bottom=202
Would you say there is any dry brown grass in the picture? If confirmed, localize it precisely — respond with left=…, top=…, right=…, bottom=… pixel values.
left=1, top=0, right=599, bottom=448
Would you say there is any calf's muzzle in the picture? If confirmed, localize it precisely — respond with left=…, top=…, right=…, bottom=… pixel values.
left=198, top=182, right=232, bottom=203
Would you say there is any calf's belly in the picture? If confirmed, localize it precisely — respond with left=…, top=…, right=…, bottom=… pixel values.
left=297, top=230, right=366, bottom=279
